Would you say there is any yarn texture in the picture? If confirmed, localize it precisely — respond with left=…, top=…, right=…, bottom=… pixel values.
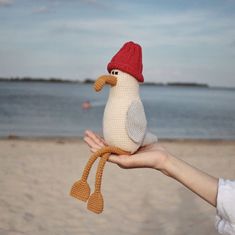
left=70, top=146, right=130, bottom=214
left=70, top=41, right=157, bottom=214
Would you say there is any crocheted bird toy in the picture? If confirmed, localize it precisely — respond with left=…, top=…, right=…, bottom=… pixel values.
left=70, top=41, right=157, bottom=214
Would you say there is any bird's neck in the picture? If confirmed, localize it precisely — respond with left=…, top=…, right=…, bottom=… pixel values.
left=108, top=83, right=140, bottom=100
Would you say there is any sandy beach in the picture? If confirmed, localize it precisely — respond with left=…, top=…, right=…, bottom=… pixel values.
left=0, top=138, right=234, bottom=235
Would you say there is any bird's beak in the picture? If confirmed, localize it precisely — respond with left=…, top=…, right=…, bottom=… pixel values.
left=93, top=75, right=117, bottom=92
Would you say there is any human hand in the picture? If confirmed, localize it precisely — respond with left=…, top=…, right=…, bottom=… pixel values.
left=84, top=130, right=219, bottom=207
left=84, top=130, right=171, bottom=174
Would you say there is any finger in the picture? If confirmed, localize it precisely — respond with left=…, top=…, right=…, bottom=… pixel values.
left=91, top=147, right=98, bottom=153
left=108, top=155, right=122, bottom=164
left=94, top=133, right=106, bottom=146
left=85, top=130, right=105, bottom=147
left=94, top=133, right=107, bottom=145
left=85, top=129, right=106, bottom=147
left=84, top=129, right=92, bottom=136
left=83, top=136, right=101, bottom=150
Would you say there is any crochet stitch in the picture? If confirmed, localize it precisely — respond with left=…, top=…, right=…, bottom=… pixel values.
left=70, top=41, right=157, bottom=214
left=107, top=41, right=144, bottom=82
left=70, top=146, right=130, bottom=214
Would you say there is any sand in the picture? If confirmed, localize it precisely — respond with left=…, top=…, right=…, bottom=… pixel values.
left=0, top=138, right=235, bottom=235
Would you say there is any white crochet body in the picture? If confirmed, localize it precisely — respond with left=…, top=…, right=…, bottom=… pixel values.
left=103, top=70, right=143, bottom=153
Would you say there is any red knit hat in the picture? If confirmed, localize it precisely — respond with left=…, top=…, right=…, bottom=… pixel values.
left=107, top=41, right=144, bottom=83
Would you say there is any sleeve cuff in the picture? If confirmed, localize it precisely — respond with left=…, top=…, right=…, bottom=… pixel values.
left=215, top=178, right=235, bottom=235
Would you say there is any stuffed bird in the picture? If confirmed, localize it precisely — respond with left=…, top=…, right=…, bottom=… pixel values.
left=70, top=41, right=157, bottom=214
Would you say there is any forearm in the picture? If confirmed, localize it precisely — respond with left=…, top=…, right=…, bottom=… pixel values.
left=162, top=154, right=219, bottom=207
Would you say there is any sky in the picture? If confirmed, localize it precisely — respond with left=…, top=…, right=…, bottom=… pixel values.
left=0, top=0, right=235, bottom=87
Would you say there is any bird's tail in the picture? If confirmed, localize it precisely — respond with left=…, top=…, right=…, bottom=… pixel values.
left=142, top=131, right=158, bottom=146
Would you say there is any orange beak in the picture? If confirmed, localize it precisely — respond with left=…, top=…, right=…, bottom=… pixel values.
left=93, top=75, right=117, bottom=92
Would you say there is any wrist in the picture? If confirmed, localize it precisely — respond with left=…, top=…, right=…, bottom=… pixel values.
left=160, top=153, right=177, bottom=177
left=153, top=150, right=175, bottom=177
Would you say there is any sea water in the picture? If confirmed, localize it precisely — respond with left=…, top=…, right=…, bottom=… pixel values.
left=0, top=81, right=235, bottom=139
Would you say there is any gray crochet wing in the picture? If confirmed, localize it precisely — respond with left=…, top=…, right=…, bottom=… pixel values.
left=126, top=100, right=147, bottom=144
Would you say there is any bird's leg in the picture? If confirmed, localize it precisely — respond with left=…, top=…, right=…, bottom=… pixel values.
left=87, top=146, right=130, bottom=214
left=70, top=146, right=111, bottom=202
left=87, top=152, right=110, bottom=214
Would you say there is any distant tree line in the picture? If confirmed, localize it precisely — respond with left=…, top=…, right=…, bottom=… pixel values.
left=0, top=77, right=209, bottom=87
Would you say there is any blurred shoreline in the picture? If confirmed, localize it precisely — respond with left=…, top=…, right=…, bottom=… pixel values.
left=0, top=77, right=216, bottom=88
left=1, top=135, right=235, bottom=144
left=1, top=76, right=235, bottom=90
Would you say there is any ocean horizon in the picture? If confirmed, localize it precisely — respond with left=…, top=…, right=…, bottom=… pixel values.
left=0, top=80, right=235, bottom=140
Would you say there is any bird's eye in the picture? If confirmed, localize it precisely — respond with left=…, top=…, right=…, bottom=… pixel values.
left=111, top=71, right=114, bottom=75
left=115, top=71, right=118, bottom=75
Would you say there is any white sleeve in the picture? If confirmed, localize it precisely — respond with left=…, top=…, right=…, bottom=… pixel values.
left=215, top=178, right=235, bottom=235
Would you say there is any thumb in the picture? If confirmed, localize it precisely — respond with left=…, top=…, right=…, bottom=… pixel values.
left=108, top=154, right=133, bottom=169
left=107, top=154, right=124, bottom=164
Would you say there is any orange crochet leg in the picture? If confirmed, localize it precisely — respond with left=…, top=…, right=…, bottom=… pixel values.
left=70, top=147, right=107, bottom=202
left=70, top=146, right=123, bottom=202
left=70, top=145, right=130, bottom=213
left=87, top=146, right=130, bottom=214
left=87, top=152, right=110, bottom=214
